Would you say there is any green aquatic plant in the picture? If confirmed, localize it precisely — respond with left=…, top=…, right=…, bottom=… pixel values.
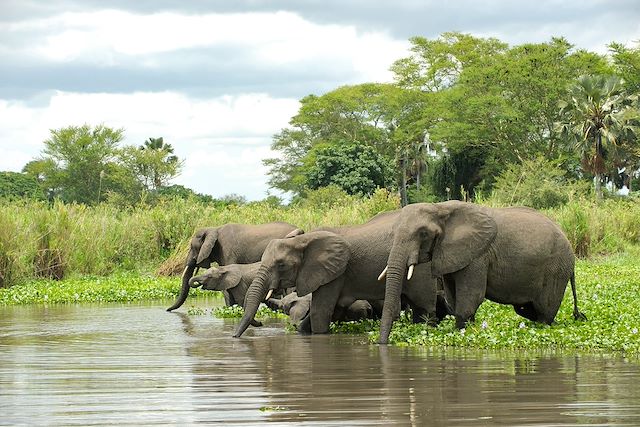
left=0, top=272, right=208, bottom=305
left=212, top=304, right=288, bottom=319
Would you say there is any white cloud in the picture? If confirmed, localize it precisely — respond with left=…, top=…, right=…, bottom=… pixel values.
left=3, top=9, right=407, bottom=82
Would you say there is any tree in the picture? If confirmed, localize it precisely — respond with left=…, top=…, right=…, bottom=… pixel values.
left=136, top=137, right=182, bottom=191
left=40, top=125, right=126, bottom=204
left=304, top=143, right=392, bottom=196
left=392, top=34, right=610, bottom=199
left=0, top=171, right=44, bottom=200
left=264, top=83, right=407, bottom=198
left=609, top=41, right=640, bottom=95
left=556, top=74, right=640, bottom=199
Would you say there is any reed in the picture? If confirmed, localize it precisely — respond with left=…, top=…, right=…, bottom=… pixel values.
left=0, top=190, right=638, bottom=287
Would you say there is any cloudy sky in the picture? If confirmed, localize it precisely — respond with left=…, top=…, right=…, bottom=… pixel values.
left=1, top=1, right=639, bottom=200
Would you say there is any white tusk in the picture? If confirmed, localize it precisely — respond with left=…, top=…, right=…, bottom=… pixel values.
left=182, top=265, right=189, bottom=276
left=264, top=289, right=274, bottom=301
left=407, top=265, right=415, bottom=281
left=378, top=266, right=388, bottom=281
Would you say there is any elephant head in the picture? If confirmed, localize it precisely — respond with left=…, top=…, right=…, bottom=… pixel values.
left=188, top=265, right=243, bottom=292
left=378, top=201, right=497, bottom=344
left=167, top=227, right=220, bottom=312
left=265, top=292, right=312, bottom=326
left=233, top=231, right=350, bottom=338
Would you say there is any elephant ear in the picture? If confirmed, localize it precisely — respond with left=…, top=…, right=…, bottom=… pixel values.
left=295, top=232, right=350, bottom=296
left=218, top=267, right=242, bottom=291
left=431, top=202, right=497, bottom=275
left=196, top=227, right=218, bottom=265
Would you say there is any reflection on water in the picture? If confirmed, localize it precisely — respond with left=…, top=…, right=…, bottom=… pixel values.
left=1, top=302, right=639, bottom=426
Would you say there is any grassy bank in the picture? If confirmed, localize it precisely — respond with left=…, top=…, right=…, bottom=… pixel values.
left=1, top=193, right=640, bottom=287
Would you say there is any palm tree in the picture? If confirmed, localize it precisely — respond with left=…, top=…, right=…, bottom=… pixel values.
left=139, top=137, right=180, bottom=190
left=556, top=74, right=639, bottom=199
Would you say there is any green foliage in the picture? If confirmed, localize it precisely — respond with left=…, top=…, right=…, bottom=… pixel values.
left=556, top=74, right=640, bottom=199
left=212, top=304, right=288, bottom=319
left=489, top=157, right=587, bottom=209
left=365, top=256, right=640, bottom=354
left=264, top=83, right=406, bottom=197
left=121, top=137, right=183, bottom=192
left=304, top=143, right=392, bottom=196
left=0, top=172, right=44, bottom=200
left=0, top=272, right=205, bottom=304
left=609, top=41, right=640, bottom=94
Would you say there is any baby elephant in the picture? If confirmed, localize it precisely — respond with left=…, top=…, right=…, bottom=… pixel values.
left=265, top=292, right=374, bottom=330
left=189, top=262, right=264, bottom=327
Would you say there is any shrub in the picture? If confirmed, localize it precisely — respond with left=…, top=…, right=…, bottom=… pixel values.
left=490, top=157, right=587, bottom=209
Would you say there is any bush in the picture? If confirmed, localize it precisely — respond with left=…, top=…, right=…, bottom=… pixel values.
left=490, top=157, right=587, bottom=209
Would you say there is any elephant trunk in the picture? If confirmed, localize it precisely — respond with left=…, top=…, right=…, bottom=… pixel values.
left=233, top=265, right=270, bottom=338
left=379, top=248, right=407, bottom=344
left=166, top=260, right=196, bottom=312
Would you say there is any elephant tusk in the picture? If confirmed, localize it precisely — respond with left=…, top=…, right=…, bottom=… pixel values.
left=264, top=289, right=274, bottom=301
left=377, top=266, right=388, bottom=281
left=407, top=265, right=415, bottom=281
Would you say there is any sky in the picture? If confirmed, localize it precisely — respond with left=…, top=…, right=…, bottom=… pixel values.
left=1, top=1, right=639, bottom=201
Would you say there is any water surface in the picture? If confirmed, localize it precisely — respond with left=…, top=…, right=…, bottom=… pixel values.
left=1, top=302, right=639, bottom=425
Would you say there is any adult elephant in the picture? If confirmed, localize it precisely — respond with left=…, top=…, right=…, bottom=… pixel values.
left=378, top=201, right=586, bottom=344
left=233, top=210, right=441, bottom=338
left=166, top=222, right=299, bottom=311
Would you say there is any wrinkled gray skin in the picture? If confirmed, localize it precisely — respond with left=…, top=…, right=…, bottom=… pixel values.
left=379, top=201, right=586, bottom=344
left=166, top=222, right=298, bottom=311
left=265, top=291, right=374, bottom=327
left=234, top=210, right=441, bottom=338
left=189, top=262, right=264, bottom=327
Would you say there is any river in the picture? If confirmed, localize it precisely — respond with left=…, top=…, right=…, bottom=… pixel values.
left=1, top=302, right=639, bottom=425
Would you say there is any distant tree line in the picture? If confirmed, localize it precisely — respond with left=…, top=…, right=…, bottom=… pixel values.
left=2, top=33, right=638, bottom=208
left=265, top=33, right=640, bottom=204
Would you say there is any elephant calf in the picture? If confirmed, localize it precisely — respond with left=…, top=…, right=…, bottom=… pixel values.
left=265, top=292, right=375, bottom=329
left=188, top=262, right=265, bottom=327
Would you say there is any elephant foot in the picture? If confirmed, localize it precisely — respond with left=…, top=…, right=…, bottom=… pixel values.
left=574, top=310, right=587, bottom=321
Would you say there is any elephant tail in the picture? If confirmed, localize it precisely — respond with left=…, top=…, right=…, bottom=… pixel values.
left=570, top=272, right=587, bottom=321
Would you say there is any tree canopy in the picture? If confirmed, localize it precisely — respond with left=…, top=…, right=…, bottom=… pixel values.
left=266, top=32, right=638, bottom=202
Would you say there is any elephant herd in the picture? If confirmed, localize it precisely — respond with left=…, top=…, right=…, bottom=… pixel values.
left=167, top=201, right=586, bottom=344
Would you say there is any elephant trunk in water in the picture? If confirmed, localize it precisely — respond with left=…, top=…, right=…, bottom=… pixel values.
left=233, top=265, right=271, bottom=338
left=166, top=260, right=197, bottom=312
left=379, top=247, right=408, bottom=345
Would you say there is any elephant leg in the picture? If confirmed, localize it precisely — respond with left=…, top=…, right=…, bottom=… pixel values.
left=403, top=263, right=437, bottom=325
left=223, top=290, right=233, bottom=307
left=297, top=314, right=312, bottom=334
left=514, top=302, right=538, bottom=322
left=450, top=259, right=487, bottom=329
left=532, top=273, right=569, bottom=325
left=309, top=277, right=344, bottom=334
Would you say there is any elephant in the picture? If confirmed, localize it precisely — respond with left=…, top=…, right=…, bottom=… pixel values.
left=264, top=291, right=375, bottom=326
left=233, top=209, right=442, bottom=338
left=188, top=262, right=265, bottom=327
left=378, top=201, right=586, bottom=344
left=166, top=222, right=299, bottom=312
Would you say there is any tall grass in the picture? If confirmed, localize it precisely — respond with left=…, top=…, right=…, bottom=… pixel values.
left=0, top=189, right=399, bottom=286
left=1, top=190, right=638, bottom=287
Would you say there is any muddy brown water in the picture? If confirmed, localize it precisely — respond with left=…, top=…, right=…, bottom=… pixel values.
left=1, top=301, right=639, bottom=426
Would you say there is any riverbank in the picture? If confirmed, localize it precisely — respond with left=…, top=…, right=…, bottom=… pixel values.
left=1, top=250, right=638, bottom=354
